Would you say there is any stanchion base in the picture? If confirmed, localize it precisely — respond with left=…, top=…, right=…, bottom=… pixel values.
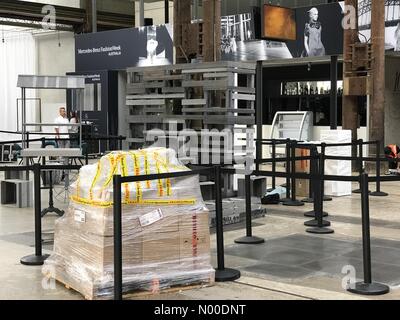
left=282, top=200, right=305, bottom=207
left=323, top=196, right=333, bottom=201
left=279, top=198, right=291, bottom=203
left=215, top=268, right=241, bottom=282
left=302, top=198, right=314, bottom=203
left=347, top=282, right=390, bottom=296
left=353, top=189, right=371, bottom=194
left=20, top=254, right=50, bottom=266
left=41, top=207, right=65, bottom=218
left=234, top=236, right=265, bottom=245
left=306, top=227, right=334, bottom=234
left=370, top=191, right=389, bottom=197
left=304, top=219, right=331, bottom=227
left=304, top=211, right=328, bottom=218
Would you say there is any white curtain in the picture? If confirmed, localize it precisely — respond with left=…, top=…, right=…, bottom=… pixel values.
left=0, top=31, right=36, bottom=141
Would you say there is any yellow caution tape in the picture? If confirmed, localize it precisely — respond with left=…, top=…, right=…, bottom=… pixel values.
left=131, top=152, right=143, bottom=202
left=139, top=150, right=151, bottom=189
left=120, top=154, right=131, bottom=202
left=154, top=151, right=172, bottom=197
left=153, top=154, right=164, bottom=197
left=76, top=176, right=81, bottom=198
left=152, top=151, right=188, bottom=171
left=89, top=161, right=102, bottom=200
left=83, top=150, right=190, bottom=203
left=102, top=155, right=119, bottom=190
left=70, top=195, right=196, bottom=208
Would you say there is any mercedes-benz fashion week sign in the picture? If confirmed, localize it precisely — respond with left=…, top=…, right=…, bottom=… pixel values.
left=75, top=24, right=173, bottom=72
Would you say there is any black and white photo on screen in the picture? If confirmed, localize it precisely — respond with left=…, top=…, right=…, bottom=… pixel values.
left=137, top=24, right=173, bottom=67
left=220, top=12, right=292, bottom=62
left=357, top=0, right=400, bottom=52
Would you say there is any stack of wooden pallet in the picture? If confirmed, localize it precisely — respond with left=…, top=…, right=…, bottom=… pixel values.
left=126, top=65, right=187, bottom=150
left=125, top=61, right=256, bottom=166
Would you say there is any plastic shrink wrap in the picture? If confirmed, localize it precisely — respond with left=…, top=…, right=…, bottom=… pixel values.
left=44, top=148, right=215, bottom=300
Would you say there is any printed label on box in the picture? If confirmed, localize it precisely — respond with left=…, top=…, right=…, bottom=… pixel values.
left=139, top=208, right=164, bottom=227
left=74, top=210, right=86, bottom=223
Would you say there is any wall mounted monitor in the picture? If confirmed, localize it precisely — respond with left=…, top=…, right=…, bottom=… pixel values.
left=262, top=4, right=296, bottom=41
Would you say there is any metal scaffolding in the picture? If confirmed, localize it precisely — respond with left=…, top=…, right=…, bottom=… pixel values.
left=0, top=0, right=134, bottom=32
left=358, top=0, right=400, bottom=30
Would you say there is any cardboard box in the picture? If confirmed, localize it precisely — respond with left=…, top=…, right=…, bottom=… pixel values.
left=179, top=213, right=210, bottom=260
left=55, top=211, right=209, bottom=264
left=64, top=201, right=206, bottom=237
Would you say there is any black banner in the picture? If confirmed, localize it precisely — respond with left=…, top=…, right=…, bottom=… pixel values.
left=75, top=24, right=173, bottom=72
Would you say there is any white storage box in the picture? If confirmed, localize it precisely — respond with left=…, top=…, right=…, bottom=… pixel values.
left=320, top=130, right=352, bottom=197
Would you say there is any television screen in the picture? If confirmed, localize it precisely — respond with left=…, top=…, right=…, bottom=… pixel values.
left=262, top=5, right=296, bottom=41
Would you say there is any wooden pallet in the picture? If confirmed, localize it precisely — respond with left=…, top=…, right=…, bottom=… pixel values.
left=44, top=273, right=95, bottom=300
left=124, top=282, right=212, bottom=300
left=46, top=272, right=214, bottom=300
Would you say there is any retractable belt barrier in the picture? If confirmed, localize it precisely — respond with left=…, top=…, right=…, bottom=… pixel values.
left=1, top=131, right=126, bottom=165
left=222, top=138, right=399, bottom=296
left=0, top=130, right=126, bottom=148
left=256, top=138, right=389, bottom=198
left=6, top=136, right=398, bottom=298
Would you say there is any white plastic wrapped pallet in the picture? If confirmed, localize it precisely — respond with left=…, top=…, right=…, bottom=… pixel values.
left=44, top=148, right=215, bottom=300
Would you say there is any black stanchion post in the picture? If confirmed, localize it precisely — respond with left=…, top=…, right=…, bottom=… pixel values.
left=85, top=149, right=89, bottom=165
left=214, top=166, right=241, bottom=282
left=267, top=140, right=277, bottom=192
left=304, top=146, right=328, bottom=217
left=235, top=174, right=265, bottom=244
left=119, top=136, right=123, bottom=151
left=371, top=140, right=388, bottom=197
left=21, top=163, right=50, bottom=266
left=303, top=145, right=316, bottom=209
left=26, top=132, right=30, bottom=148
left=302, top=146, right=314, bottom=204
left=306, top=151, right=334, bottom=234
left=280, top=139, right=291, bottom=203
left=321, top=143, right=333, bottom=202
left=353, top=140, right=365, bottom=194
left=113, top=174, right=123, bottom=300
left=283, top=140, right=304, bottom=207
left=347, top=172, right=389, bottom=295
left=41, top=171, right=64, bottom=217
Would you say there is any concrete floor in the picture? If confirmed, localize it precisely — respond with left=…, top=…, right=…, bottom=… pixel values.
left=1, top=171, right=400, bottom=300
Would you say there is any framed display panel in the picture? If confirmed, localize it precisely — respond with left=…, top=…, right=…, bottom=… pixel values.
left=262, top=4, right=296, bottom=41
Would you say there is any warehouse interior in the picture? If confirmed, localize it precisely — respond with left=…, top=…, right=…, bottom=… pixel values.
left=1, top=0, right=400, bottom=303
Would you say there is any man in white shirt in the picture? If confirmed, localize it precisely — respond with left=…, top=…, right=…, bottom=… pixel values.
left=54, top=107, right=70, bottom=149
